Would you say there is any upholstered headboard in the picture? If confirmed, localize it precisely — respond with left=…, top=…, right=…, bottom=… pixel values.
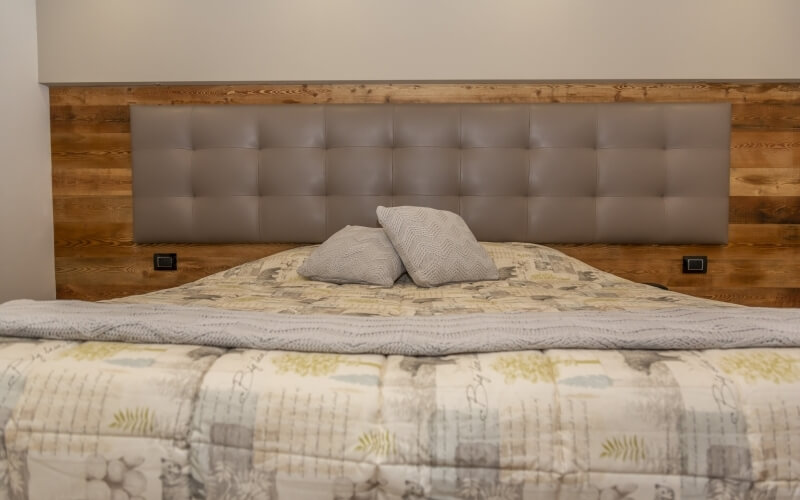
left=131, top=103, right=730, bottom=244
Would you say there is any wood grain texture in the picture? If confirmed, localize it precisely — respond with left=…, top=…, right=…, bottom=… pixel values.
left=730, top=168, right=800, bottom=196
left=51, top=82, right=800, bottom=306
left=729, top=197, right=800, bottom=224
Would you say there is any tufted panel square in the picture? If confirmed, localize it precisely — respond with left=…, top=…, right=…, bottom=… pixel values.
left=664, top=197, right=729, bottom=243
left=597, top=197, right=668, bottom=243
left=597, top=150, right=666, bottom=197
left=598, top=105, right=665, bottom=149
left=132, top=103, right=730, bottom=244
left=327, top=196, right=390, bottom=236
left=134, top=197, right=193, bottom=242
left=461, top=197, right=528, bottom=242
left=529, top=149, right=596, bottom=196
left=528, top=197, right=596, bottom=243
left=194, top=197, right=260, bottom=242
left=530, top=104, right=597, bottom=148
left=665, top=149, right=730, bottom=197
left=394, top=105, right=460, bottom=147
left=192, top=149, right=259, bottom=197
left=258, top=106, right=325, bottom=148
left=461, top=149, right=529, bottom=196
left=461, top=105, right=529, bottom=148
left=325, top=105, right=392, bottom=148
left=259, top=149, right=325, bottom=196
left=393, top=148, right=460, bottom=196
left=326, top=148, right=392, bottom=195
left=133, top=149, right=193, bottom=197
left=192, top=107, right=259, bottom=149
left=260, top=197, right=326, bottom=242
left=665, top=104, right=732, bottom=148
left=131, top=107, right=192, bottom=150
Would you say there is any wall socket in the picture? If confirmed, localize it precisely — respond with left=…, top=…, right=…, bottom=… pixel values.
left=682, top=256, right=707, bottom=274
left=153, top=253, right=177, bottom=271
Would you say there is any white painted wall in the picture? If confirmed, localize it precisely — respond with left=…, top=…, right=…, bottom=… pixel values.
left=36, top=0, right=800, bottom=84
left=0, top=0, right=56, bottom=302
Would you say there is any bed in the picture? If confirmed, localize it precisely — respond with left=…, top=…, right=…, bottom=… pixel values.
left=0, top=103, right=798, bottom=500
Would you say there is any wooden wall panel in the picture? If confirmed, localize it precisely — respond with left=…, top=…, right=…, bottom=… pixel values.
left=50, top=83, right=800, bottom=306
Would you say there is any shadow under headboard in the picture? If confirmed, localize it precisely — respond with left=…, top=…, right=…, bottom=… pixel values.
left=131, top=103, right=731, bottom=245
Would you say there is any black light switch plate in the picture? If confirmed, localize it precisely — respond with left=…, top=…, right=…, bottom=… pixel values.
left=153, top=253, right=177, bottom=271
left=682, top=255, right=707, bottom=274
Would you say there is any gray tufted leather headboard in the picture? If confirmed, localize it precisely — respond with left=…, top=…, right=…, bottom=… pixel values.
left=131, top=103, right=730, bottom=244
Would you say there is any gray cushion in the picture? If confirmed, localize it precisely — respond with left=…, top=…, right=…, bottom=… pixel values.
left=377, top=206, right=499, bottom=287
left=297, top=226, right=404, bottom=286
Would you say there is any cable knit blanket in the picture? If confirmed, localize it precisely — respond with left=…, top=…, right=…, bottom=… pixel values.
left=1, top=300, right=798, bottom=354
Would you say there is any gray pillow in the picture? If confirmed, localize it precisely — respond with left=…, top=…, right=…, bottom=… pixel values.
left=377, top=206, right=499, bottom=287
left=297, top=226, right=405, bottom=286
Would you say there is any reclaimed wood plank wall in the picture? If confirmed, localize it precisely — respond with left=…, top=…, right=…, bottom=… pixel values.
left=50, top=83, right=800, bottom=305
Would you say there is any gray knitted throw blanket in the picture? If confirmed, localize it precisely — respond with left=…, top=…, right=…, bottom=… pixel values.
left=0, top=300, right=798, bottom=354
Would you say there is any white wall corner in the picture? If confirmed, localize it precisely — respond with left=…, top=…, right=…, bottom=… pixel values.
left=0, top=0, right=56, bottom=302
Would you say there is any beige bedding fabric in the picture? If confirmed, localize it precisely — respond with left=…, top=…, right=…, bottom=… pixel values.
left=0, top=340, right=797, bottom=499
left=113, top=242, right=728, bottom=314
left=0, top=243, right=796, bottom=499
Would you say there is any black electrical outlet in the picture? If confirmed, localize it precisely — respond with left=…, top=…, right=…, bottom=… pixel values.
left=682, top=256, right=707, bottom=274
left=153, top=253, right=177, bottom=271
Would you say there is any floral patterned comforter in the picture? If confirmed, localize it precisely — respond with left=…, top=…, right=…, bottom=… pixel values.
left=113, top=243, right=730, bottom=315
left=0, top=244, right=796, bottom=499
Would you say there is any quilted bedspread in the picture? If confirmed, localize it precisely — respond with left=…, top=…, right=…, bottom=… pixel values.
left=112, top=243, right=728, bottom=315
left=0, top=244, right=797, bottom=499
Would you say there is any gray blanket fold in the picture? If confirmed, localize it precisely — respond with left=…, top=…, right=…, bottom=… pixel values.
left=0, top=300, right=798, bottom=354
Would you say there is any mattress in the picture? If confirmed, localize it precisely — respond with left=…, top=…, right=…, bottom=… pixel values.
left=0, top=244, right=798, bottom=500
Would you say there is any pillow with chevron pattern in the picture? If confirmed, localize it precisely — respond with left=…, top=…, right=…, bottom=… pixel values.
left=298, top=225, right=405, bottom=286
left=377, top=206, right=499, bottom=287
